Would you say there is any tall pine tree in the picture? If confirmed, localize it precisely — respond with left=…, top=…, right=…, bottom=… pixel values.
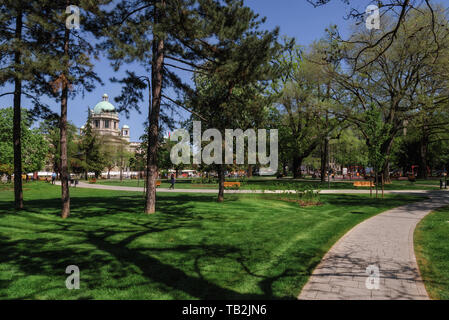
left=31, top=0, right=109, bottom=218
left=1, top=2, right=41, bottom=208
left=101, top=0, right=281, bottom=212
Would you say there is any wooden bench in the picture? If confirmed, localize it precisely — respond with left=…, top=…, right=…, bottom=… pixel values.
left=88, top=178, right=97, bottom=184
left=224, top=181, right=241, bottom=189
left=353, top=181, right=374, bottom=187
left=156, top=180, right=161, bottom=187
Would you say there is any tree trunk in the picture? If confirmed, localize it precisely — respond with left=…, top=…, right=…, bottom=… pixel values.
left=247, top=164, right=252, bottom=178
left=374, top=170, right=379, bottom=199
left=60, top=23, right=70, bottom=219
left=292, top=155, right=303, bottom=179
left=217, top=164, right=224, bottom=202
left=382, top=162, right=391, bottom=184
left=418, top=135, right=428, bottom=179
left=381, top=173, right=384, bottom=199
left=380, top=138, right=394, bottom=183
left=320, top=137, right=328, bottom=183
left=13, top=9, right=23, bottom=210
left=144, top=12, right=164, bottom=214
left=84, top=151, right=88, bottom=180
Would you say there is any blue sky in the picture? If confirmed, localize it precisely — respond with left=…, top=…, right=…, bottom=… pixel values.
left=0, top=0, right=365, bottom=142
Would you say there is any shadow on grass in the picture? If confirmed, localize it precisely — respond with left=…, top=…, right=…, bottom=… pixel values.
left=319, top=194, right=428, bottom=208
left=0, top=193, right=299, bottom=299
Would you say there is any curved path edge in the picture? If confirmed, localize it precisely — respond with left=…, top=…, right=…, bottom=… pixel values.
left=297, top=192, right=449, bottom=300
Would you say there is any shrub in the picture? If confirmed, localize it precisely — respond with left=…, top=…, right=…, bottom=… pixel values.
left=278, top=183, right=321, bottom=206
left=191, top=176, right=217, bottom=184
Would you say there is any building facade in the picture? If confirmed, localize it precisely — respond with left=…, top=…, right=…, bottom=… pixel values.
left=81, top=93, right=131, bottom=143
left=82, top=94, right=141, bottom=177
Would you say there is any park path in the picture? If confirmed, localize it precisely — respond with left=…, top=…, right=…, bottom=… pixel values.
left=60, top=181, right=434, bottom=195
left=298, top=192, right=449, bottom=300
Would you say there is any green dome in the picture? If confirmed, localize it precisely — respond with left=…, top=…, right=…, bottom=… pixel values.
left=93, top=94, right=116, bottom=114
left=93, top=101, right=116, bottom=114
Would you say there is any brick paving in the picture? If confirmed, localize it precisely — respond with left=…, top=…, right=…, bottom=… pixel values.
left=298, top=192, right=449, bottom=300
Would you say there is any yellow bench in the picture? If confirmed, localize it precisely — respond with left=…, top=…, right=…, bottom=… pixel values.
left=224, top=181, right=241, bottom=189
left=353, top=181, right=374, bottom=187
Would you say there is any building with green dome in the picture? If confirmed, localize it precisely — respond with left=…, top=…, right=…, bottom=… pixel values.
left=76, top=93, right=142, bottom=178
left=87, top=93, right=130, bottom=142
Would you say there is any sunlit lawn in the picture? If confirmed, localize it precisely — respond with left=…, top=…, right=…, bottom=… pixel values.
left=0, top=182, right=425, bottom=299
left=96, top=177, right=440, bottom=190
left=415, top=205, right=449, bottom=300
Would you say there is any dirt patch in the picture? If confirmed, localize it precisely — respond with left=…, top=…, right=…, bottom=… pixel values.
left=279, top=197, right=322, bottom=207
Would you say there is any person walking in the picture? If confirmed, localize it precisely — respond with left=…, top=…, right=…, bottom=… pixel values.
left=169, top=174, right=175, bottom=190
left=51, top=172, right=57, bottom=185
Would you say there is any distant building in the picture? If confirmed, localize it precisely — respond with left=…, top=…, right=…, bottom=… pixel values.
left=41, top=94, right=142, bottom=177
left=79, top=94, right=142, bottom=178
left=80, top=94, right=140, bottom=153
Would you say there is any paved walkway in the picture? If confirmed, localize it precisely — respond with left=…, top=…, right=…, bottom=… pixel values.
left=61, top=181, right=436, bottom=195
left=298, top=192, right=449, bottom=300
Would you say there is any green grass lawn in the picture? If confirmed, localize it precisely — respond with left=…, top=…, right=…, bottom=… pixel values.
left=414, top=206, right=449, bottom=300
left=0, top=182, right=425, bottom=299
left=96, top=177, right=440, bottom=190
left=408, top=179, right=443, bottom=186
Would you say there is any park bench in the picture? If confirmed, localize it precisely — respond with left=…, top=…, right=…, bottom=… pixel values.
left=156, top=180, right=161, bottom=187
left=224, top=181, right=241, bottom=189
left=353, top=181, right=374, bottom=187
left=88, top=178, right=97, bottom=184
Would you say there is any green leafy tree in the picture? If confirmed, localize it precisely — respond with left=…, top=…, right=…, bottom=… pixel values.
left=361, top=104, right=391, bottom=198
left=0, top=107, right=48, bottom=177
left=103, top=135, right=133, bottom=181
left=272, top=42, right=343, bottom=179
left=329, top=8, right=449, bottom=182
left=331, top=128, right=368, bottom=171
left=31, top=0, right=110, bottom=218
left=77, top=111, right=106, bottom=179
left=189, top=76, right=278, bottom=202
left=307, top=1, right=439, bottom=72
left=101, top=0, right=281, bottom=210
left=39, top=118, right=78, bottom=174
left=0, top=1, right=51, bottom=208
